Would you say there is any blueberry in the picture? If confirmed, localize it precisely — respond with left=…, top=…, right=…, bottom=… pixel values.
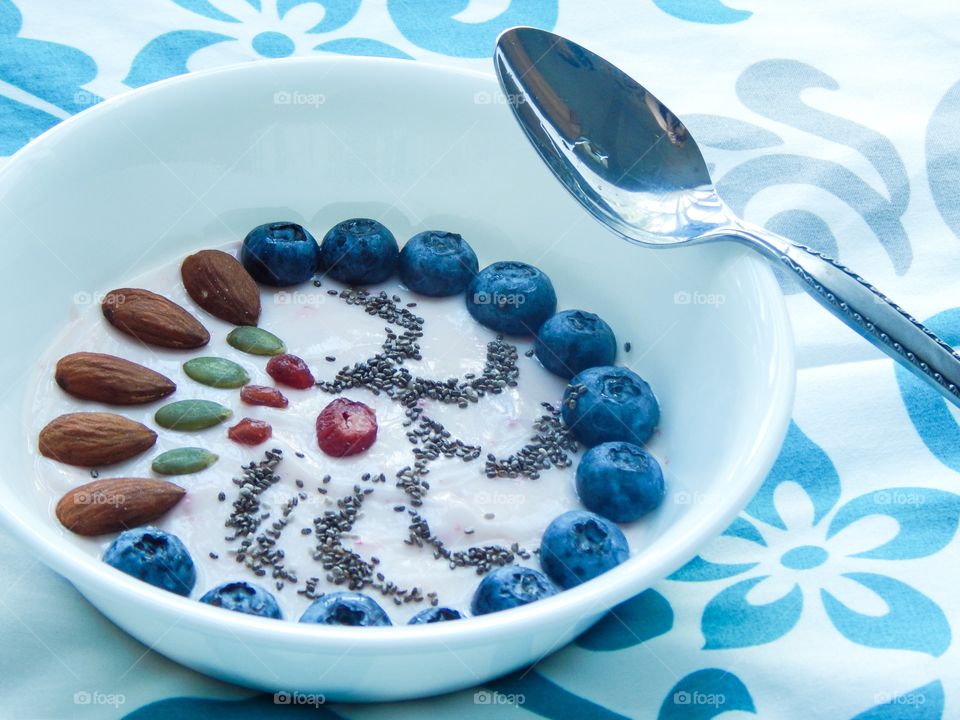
left=576, top=441, right=665, bottom=522
left=535, top=310, right=617, bottom=378
left=319, top=218, right=399, bottom=285
left=561, top=366, right=660, bottom=447
left=199, top=581, right=282, bottom=619
left=539, top=511, right=629, bottom=589
left=398, top=231, right=479, bottom=297
left=299, top=592, right=392, bottom=626
left=407, top=606, right=463, bottom=624
left=466, top=261, right=557, bottom=336
left=470, top=565, right=559, bottom=615
left=240, top=221, right=320, bottom=286
left=102, top=527, right=196, bottom=596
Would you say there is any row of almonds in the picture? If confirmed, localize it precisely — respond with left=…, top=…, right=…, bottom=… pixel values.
left=41, top=250, right=270, bottom=537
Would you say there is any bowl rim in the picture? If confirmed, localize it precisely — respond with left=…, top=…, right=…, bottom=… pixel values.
left=0, top=54, right=796, bottom=648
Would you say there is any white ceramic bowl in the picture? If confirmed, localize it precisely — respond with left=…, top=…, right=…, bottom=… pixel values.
left=0, top=57, right=794, bottom=701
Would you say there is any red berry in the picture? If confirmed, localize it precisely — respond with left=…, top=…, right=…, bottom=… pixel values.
left=266, top=353, right=315, bottom=390
left=316, top=398, right=377, bottom=457
left=228, top=418, right=273, bottom=446
left=240, top=385, right=289, bottom=408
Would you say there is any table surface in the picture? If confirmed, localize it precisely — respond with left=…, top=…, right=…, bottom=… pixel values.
left=1, top=1, right=959, bottom=718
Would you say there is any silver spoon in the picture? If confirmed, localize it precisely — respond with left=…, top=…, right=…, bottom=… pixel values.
left=495, top=27, right=960, bottom=408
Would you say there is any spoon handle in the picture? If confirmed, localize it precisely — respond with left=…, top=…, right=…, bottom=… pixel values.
left=728, top=223, right=960, bottom=408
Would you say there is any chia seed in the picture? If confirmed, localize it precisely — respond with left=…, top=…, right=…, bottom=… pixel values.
left=315, top=289, right=518, bottom=411
left=297, top=576, right=324, bottom=600
left=222, top=450, right=298, bottom=588
left=484, top=402, right=578, bottom=480
left=208, top=286, right=570, bottom=608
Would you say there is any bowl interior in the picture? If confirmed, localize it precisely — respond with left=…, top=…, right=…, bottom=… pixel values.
left=0, top=58, right=793, bottom=642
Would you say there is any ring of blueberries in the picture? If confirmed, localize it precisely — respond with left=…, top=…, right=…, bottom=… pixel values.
left=102, top=218, right=666, bottom=625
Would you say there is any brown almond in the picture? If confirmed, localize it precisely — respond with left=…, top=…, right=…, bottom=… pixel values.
left=55, top=352, right=176, bottom=405
left=39, top=412, right=157, bottom=467
left=181, top=249, right=261, bottom=326
left=102, top=288, right=209, bottom=349
left=56, top=478, right=185, bottom=536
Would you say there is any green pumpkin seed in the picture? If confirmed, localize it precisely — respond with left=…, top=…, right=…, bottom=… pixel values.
left=226, top=326, right=285, bottom=356
left=152, top=447, right=219, bottom=475
left=183, top=357, right=250, bottom=388
left=155, top=400, right=233, bottom=431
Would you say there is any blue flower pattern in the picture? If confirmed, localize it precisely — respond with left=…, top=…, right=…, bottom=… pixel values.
left=124, top=0, right=375, bottom=87
left=0, top=0, right=100, bottom=154
left=1, top=2, right=958, bottom=718
left=671, top=422, right=958, bottom=657
left=122, top=0, right=560, bottom=87
left=652, top=0, right=752, bottom=25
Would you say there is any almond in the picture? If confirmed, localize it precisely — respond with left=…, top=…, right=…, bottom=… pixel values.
left=102, top=288, right=209, bottom=349
left=56, top=478, right=185, bottom=536
left=55, top=352, right=176, bottom=405
left=39, top=412, right=157, bottom=467
left=181, top=249, right=261, bottom=326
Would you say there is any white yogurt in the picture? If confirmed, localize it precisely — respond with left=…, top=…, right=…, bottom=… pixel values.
left=28, top=243, right=664, bottom=623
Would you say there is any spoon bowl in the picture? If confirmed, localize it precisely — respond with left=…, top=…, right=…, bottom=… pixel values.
left=496, top=26, right=725, bottom=244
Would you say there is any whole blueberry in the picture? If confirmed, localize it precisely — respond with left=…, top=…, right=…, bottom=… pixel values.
left=240, top=221, right=320, bottom=286
left=199, top=581, right=282, bottom=619
left=535, top=310, right=617, bottom=378
left=102, top=527, right=196, bottom=596
left=299, top=592, right=392, bottom=626
left=407, top=606, right=463, bottom=624
left=398, top=231, right=479, bottom=297
left=470, top=565, right=559, bottom=616
left=539, top=511, right=629, bottom=589
left=466, top=261, right=557, bottom=336
left=576, top=442, right=665, bottom=522
left=319, top=218, right=399, bottom=285
left=561, top=366, right=660, bottom=447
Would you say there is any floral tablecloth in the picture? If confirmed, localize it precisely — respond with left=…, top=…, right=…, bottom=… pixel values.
left=2, top=1, right=959, bottom=718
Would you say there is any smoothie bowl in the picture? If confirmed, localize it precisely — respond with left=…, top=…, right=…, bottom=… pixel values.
left=0, top=57, right=794, bottom=700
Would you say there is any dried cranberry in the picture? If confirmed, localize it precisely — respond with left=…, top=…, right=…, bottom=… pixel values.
left=240, top=385, right=289, bottom=408
left=316, top=398, right=377, bottom=457
left=228, top=418, right=273, bottom=446
left=266, top=353, right=315, bottom=389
